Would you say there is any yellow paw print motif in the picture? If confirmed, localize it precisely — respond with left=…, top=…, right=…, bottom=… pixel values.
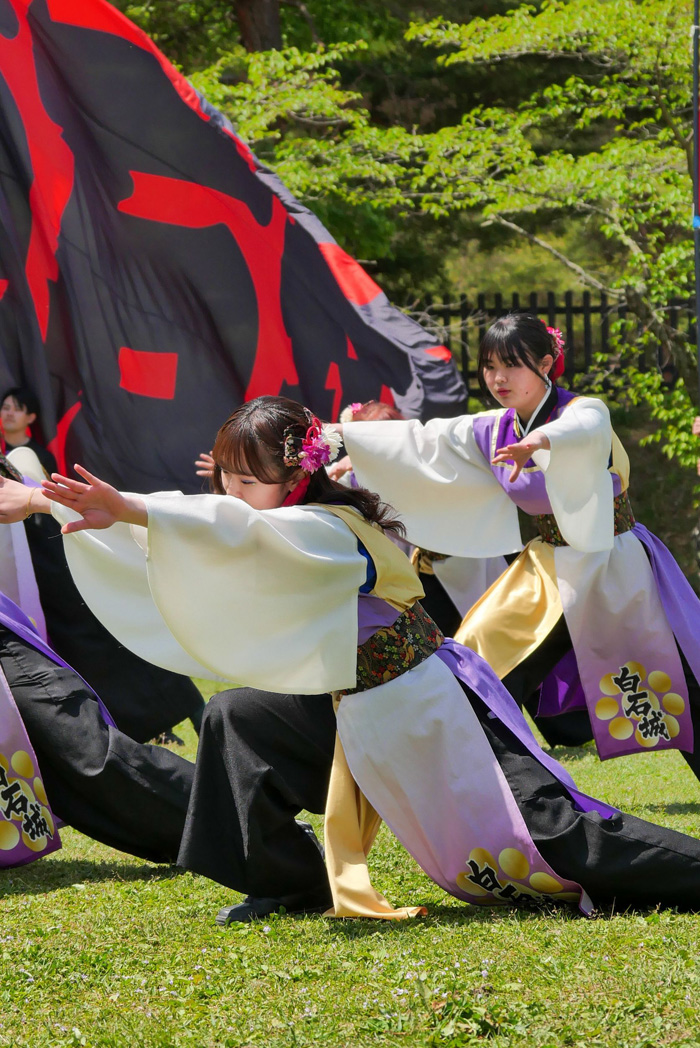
left=594, top=662, right=682, bottom=747
left=455, top=846, right=579, bottom=906
left=0, top=750, right=54, bottom=853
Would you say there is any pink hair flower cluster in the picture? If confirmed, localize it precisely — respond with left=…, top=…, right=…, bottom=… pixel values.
left=284, top=417, right=342, bottom=473
left=546, top=326, right=566, bottom=380
left=547, top=326, right=565, bottom=354
left=339, top=402, right=363, bottom=424
left=300, top=421, right=342, bottom=472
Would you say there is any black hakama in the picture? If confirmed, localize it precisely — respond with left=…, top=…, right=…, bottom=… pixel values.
left=180, top=682, right=700, bottom=912
left=0, top=624, right=193, bottom=864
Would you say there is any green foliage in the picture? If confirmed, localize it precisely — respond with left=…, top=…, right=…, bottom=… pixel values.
left=609, top=398, right=699, bottom=576
left=406, top=0, right=700, bottom=456
left=406, top=1, right=693, bottom=289
left=189, top=41, right=368, bottom=146
left=623, top=373, right=698, bottom=470
left=584, top=309, right=699, bottom=492
left=279, top=0, right=404, bottom=51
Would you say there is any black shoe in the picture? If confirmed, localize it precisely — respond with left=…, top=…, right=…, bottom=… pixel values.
left=216, top=897, right=286, bottom=925
left=216, top=894, right=329, bottom=926
left=296, top=820, right=325, bottom=859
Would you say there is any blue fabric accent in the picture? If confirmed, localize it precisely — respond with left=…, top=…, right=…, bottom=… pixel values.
left=357, top=540, right=377, bottom=593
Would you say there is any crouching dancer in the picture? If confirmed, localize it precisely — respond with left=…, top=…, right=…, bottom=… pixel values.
left=0, top=542, right=193, bottom=868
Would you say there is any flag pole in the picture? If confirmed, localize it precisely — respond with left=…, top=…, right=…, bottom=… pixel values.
left=694, top=0, right=700, bottom=402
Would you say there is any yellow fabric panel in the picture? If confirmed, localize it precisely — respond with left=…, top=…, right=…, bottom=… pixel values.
left=454, top=539, right=563, bottom=679
left=323, top=732, right=426, bottom=920
left=308, top=505, right=428, bottom=919
left=610, top=429, right=630, bottom=491
left=320, top=504, right=424, bottom=611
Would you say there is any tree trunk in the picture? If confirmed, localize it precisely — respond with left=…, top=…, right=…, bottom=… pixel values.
left=234, top=0, right=282, bottom=51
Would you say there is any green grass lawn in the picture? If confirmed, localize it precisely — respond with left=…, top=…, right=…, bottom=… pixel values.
left=2, top=704, right=700, bottom=1048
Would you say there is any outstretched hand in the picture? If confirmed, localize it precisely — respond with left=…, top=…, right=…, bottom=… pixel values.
left=195, top=450, right=215, bottom=478
left=42, top=465, right=146, bottom=533
left=327, top=454, right=352, bottom=482
left=492, top=432, right=550, bottom=483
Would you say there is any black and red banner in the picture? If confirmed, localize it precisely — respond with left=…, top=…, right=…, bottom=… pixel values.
left=0, top=0, right=466, bottom=491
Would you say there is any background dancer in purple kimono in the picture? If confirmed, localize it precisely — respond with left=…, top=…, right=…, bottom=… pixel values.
left=331, top=399, right=593, bottom=749
left=4, top=395, right=700, bottom=920
left=338, top=314, right=700, bottom=782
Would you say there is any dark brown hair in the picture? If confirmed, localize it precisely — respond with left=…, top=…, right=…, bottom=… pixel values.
left=211, top=396, right=405, bottom=534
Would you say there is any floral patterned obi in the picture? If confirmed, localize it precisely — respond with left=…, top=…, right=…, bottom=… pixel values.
left=536, top=491, right=636, bottom=547
left=338, top=602, right=444, bottom=697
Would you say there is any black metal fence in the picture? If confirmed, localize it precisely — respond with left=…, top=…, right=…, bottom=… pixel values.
left=408, top=291, right=695, bottom=396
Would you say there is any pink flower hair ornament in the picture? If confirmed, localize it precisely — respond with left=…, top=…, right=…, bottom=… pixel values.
left=339, top=402, right=363, bottom=424
left=283, top=417, right=342, bottom=474
left=546, top=326, right=566, bottom=381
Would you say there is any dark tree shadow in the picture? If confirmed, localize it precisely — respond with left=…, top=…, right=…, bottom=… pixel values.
left=545, top=743, right=599, bottom=762
left=642, top=801, right=700, bottom=816
left=317, top=892, right=695, bottom=938
left=319, top=899, right=589, bottom=939
left=0, top=858, right=182, bottom=898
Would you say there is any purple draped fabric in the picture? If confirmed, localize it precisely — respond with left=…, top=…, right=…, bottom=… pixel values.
left=537, top=650, right=587, bottom=718
left=436, top=639, right=615, bottom=818
left=471, top=388, right=623, bottom=513
left=0, top=591, right=116, bottom=728
left=634, top=523, right=700, bottom=687
left=356, top=595, right=617, bottom=819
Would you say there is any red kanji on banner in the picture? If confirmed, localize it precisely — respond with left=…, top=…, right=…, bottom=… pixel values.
left=118, top=348, right=178, bottom=399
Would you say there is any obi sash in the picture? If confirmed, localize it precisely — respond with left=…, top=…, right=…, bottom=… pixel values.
left=536, top=491, right=636, bottom=546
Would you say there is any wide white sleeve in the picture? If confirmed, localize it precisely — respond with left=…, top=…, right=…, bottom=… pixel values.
left=432, top=555, right=507, bottom=618
left=53, top=493, right=367, bottom=694
left=344, top=416, right=521, bottom=557
left=531, top=397, right=614, bottom=552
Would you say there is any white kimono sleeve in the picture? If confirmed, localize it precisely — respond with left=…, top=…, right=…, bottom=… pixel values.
left=344, top=416, right=521, bottom=557
left=432, top=555, right=507, bottom=617
left=53, top=494, right=367, bottom=694
left=531, top=397, right=615, bottom=552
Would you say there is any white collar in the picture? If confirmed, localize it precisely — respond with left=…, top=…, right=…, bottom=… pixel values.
left=516, top=382, right=552, bottom=438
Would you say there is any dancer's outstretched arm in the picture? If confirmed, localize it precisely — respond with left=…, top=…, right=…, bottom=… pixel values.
left=42, top=466, right=147, bottom=533
left=0, top=475, right=52, bottom=522
left=492, top=431, right=551, bottom=483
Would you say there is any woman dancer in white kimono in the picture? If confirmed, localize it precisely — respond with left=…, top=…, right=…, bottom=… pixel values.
left=338, top=314, right=700, bottom=781
left=333, top=398, right=593, bottom=749
left=2, top=395, right=700, bottom=919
